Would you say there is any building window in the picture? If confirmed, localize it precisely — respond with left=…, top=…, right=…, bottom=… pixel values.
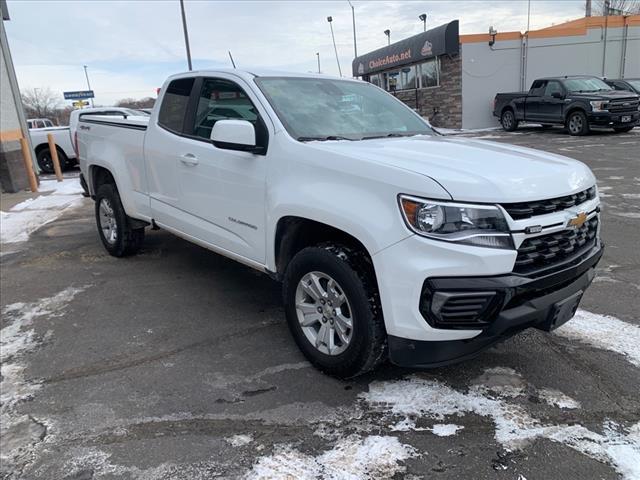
left=419, top=58, right=439, bottom=88
left=400, top=66, right=417, bottom=90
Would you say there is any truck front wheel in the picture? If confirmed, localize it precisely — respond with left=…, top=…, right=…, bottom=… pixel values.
left=500, top=110, right=518, bottom=132
left=283, top=244, right=387, bottom=378
left=95, top=184, right=144, bottom=257
left=566, top=111, right=590, bottom=136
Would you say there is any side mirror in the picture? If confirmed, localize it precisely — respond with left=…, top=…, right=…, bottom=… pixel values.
left=551, top=91, right=563, bottom=99
left=210, top=119, right=260, bottom=153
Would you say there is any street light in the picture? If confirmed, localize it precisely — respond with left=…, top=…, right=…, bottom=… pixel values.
left=179, top=0, right=193, bottom=71
left=419, top=13, right=427, bottom=32
left=347, top=0, right=357, bottom=59
left=83, top=65, right=94, bottom=107
left=384, top=29, right=390, bottom=45
left=327, top=16, right=342, bottom=77
left=316, top=52, right=321, bottom=74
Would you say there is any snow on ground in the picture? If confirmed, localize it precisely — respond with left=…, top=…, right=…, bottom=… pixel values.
left=245, top=435, right=417, bottom=480
left=555, top=309, right=640, bottom=367
left=362, top=368, right=640, bottom=480
left=430, top=424, right=464, bottom=437
left=225, top=434, right=253, bottom=447
left=1, top=286, right=89, bottom=472
left=0, top=178, right=84, bottom=243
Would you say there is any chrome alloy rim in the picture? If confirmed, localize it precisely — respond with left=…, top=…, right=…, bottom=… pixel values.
left=295, top=271, right=353, bottom=356
left=99, top=198, right=118, bottom=245
left=569, top=114, right=583, bottom=134
left=502, top=111, right=513, bottom=129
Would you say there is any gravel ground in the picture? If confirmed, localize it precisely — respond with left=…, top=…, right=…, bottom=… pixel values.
left=1, top=126, right=638, bottom=480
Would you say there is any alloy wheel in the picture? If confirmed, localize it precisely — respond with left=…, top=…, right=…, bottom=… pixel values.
left=99, top=198, right=118, bottom=245
left=295, top=271, right=353, bottom=355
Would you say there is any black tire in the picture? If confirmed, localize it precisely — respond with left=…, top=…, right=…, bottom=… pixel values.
left=613, top=126, right=634, bottom=133
left=94, top=183, right=144, bottom=257
left=566, top=110, right=590, bottom=136
left=36, top=147, right=68, bottom=174
left=500, top=109, right=518, bottom=132
left=283, top=243, right=387, bottom=378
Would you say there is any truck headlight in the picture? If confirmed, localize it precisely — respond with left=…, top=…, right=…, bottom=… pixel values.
left=399, top=195, right=513, bottom=249
left=590, top=100, right=609, bottom=112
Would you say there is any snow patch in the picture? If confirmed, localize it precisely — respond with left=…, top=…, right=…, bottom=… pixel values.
left=225, top=434, right=253, bottom=447
left=430, top=424, right=464, bottom=436
left=245, top=435, right=417, bottom=479
left=362, top=372, right=640, bottom=480
left=537, top=388, right=581, bottom=409
left=555, top=309, right=640, bottom=367
left=0, top=178, right=84, bottom=243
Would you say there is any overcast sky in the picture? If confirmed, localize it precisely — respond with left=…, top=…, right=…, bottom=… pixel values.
left=5, top=0, right=585, bottom=106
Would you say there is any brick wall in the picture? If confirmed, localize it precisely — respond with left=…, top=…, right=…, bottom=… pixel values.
left=392, top=54, right=462, bottom=129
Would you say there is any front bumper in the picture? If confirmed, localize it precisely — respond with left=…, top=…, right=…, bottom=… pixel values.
left=587, top=110, right=639, bottom=127
left=387, top=243, right=603, bottom=368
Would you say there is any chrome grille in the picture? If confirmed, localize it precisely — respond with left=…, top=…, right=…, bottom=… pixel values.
left=608, top=98, right=639, bottom=113
left=514, top=216, right=598, bottom=275
left=501, top=187, right=596, bottom=220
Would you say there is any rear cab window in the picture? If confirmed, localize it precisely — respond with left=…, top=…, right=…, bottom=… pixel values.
left=158, top=77, right=196, bottom=133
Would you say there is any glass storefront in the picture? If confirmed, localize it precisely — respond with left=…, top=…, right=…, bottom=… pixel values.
left=366, top=58, right=440, bottom=92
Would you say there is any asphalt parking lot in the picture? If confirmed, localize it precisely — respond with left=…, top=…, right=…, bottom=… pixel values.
left=1, top=126, right=639, bottom=480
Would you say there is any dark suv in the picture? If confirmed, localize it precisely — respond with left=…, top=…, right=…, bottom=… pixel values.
left=494, top=76, right=639, bottom=135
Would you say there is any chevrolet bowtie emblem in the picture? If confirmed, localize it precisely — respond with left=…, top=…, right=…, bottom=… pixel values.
left=568, top=212, right=587, bottom=229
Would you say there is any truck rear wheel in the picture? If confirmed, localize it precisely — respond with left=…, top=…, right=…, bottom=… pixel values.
left=566, top=111, right=589, bottom=136
left=282, top=243, right=387, bottom=378
left=500, top=110, right=518, bottom=132
left=36, top=147, right=68, bottom=174
left=95, top=184, right=144, bottom=257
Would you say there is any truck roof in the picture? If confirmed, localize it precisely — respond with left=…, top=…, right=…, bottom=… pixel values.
left=165, top=68, right=361, bottom=83
left=536, top=75, right=601, bottom=82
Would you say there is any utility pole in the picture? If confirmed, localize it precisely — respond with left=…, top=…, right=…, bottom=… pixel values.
left=327, top=16, right=342, bottom=77
left=83, top=65, right=94, bottom=107
left=179, top=0, right=193, bottom=71
left=384, top=29, right=390, bottom=45
left=585, top=0, right=592, bottom=17
left=348, top=1, right=357, bottom=59
left=316, top=52, right=321, bottom=74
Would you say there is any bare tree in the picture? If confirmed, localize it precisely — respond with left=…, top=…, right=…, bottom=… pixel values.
left=115, top=97, right=156, bottom=109
left=21, top=87, right=62, bottom=120
left=594, top=0, right=640, bottom=14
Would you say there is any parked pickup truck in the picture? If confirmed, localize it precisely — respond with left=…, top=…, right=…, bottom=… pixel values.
left=29, top=125, right=77, bottom=173
left=494, top=75, right=639, bottom=135
left=78, top=70, right=603, bottom=377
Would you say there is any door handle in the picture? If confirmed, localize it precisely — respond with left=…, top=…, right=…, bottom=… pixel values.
left=180, top=153, right=199, bottom=166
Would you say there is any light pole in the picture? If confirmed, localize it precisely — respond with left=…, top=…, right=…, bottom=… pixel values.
left=419, top=13, right=427, bottom=32
left=179, top=0, right=193, bottom=71
left=83, top=65, right=94, bottom=107
left=316, top=52, right=321, bottom=74
left=384, top=29, right=390, bottom=45
left=348, top=0, right=357, bottom=59
left=327, top=16, right=342, bottom=77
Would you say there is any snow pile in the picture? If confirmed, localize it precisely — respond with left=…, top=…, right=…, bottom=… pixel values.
left=362, top=370, right=640, bottom=480
left=225, top=434, right=253, bottom=447
left=555, top=310, right=640, bottom=367
left=430, top=424, right=464, bottom=437
left=1, top=286, right=88, bottom=472
left=246, top=435, right=417, bottom=480
left=0, top=178, right=84, bottom=243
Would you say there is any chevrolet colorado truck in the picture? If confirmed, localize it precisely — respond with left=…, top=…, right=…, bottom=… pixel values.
left=494, top=75, right=639, bottom=135
left=78, top=70, right=603, bottom=377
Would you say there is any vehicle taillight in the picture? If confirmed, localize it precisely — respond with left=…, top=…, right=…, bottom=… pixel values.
left=74, top=131, right=79, bottom=156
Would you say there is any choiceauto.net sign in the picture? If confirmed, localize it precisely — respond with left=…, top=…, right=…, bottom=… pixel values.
left=63, top=90, right=95, bottom=100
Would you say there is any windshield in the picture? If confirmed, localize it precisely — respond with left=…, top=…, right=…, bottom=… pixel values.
left=255, top=77, right=434, bottom=141
left=564, top=77, right=612, bottom=93
left=628, top=80, right=640, bottom=91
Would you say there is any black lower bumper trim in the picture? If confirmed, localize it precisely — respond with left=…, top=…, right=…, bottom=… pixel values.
left=388, top=245, right=603, bottom=368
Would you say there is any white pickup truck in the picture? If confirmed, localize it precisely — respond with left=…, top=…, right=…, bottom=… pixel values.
left=29, top=125, right=77, bottom=173
left=78, top=70, right=603, bottom=377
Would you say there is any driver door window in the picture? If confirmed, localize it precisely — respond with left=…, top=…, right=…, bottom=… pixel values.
left=191, top=79, right=259, bottom=140
left=544, top=81, right=563, bottom=98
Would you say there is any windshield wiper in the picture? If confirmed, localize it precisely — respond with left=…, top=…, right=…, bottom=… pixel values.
left=360, top=133, right=416, bottom=140
left=297, top=135, right=355, bottom=142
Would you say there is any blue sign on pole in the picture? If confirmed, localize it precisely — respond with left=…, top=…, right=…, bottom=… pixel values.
left=63, top=90, right=95, bottom=100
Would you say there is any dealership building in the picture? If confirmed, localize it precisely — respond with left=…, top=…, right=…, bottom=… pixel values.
left=352, top=15, right=640, bottom=129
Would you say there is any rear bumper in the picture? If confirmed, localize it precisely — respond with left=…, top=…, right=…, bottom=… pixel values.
left=587, top=110, right=639, bottom=127
left=388, top=243, right=603, bottom=368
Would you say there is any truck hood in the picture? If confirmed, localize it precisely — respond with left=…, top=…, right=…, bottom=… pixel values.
left=571, top=90, right=639, bottom=101
left=307, top=135, right=596, bottom=203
